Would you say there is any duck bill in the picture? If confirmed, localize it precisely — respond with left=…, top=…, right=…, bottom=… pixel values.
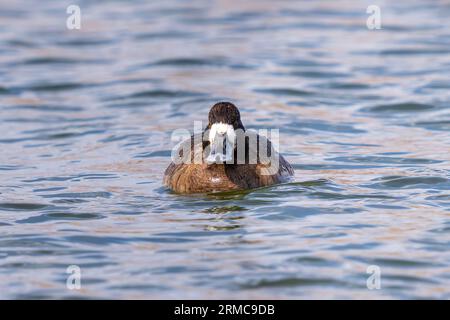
left=206, top=124, right=235, bottom=164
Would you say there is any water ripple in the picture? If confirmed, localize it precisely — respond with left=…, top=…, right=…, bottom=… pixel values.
left=1, top=0, right=449, bottom=300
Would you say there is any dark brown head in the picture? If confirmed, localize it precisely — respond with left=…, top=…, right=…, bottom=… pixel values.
left=205, top=102, right=244, bottom=164
left=207, top=102, right=245, bottom=130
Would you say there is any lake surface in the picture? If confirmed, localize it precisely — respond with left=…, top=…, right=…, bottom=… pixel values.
left=0, top=0, right=449, bottom=299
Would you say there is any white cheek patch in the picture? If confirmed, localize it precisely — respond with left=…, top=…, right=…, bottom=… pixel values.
left=208, top=123, right=217, bottom=144
left=209, top=123, right=233, bottom=143
left=209, top=123, right=235, bottom=143
left=207, top=123, right=236, bottom=164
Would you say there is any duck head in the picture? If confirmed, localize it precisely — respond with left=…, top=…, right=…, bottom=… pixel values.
left=205, top=102, right=245, bottom=164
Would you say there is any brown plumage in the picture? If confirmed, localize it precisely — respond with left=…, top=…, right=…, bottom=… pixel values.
left=164, top=102, right=294, bottom=193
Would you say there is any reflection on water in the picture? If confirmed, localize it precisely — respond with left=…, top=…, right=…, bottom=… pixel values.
left=0, top=0, right=449, bottom=299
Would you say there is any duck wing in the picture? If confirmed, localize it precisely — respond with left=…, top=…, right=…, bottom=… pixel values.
left=164, top=132, right=294, bottom=192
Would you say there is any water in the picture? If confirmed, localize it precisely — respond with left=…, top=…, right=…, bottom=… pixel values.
left=0, top=0, right=449, bottom=299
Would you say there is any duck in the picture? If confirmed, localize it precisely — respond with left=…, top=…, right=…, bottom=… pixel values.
left=163, top=102, right=294, bottom=193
